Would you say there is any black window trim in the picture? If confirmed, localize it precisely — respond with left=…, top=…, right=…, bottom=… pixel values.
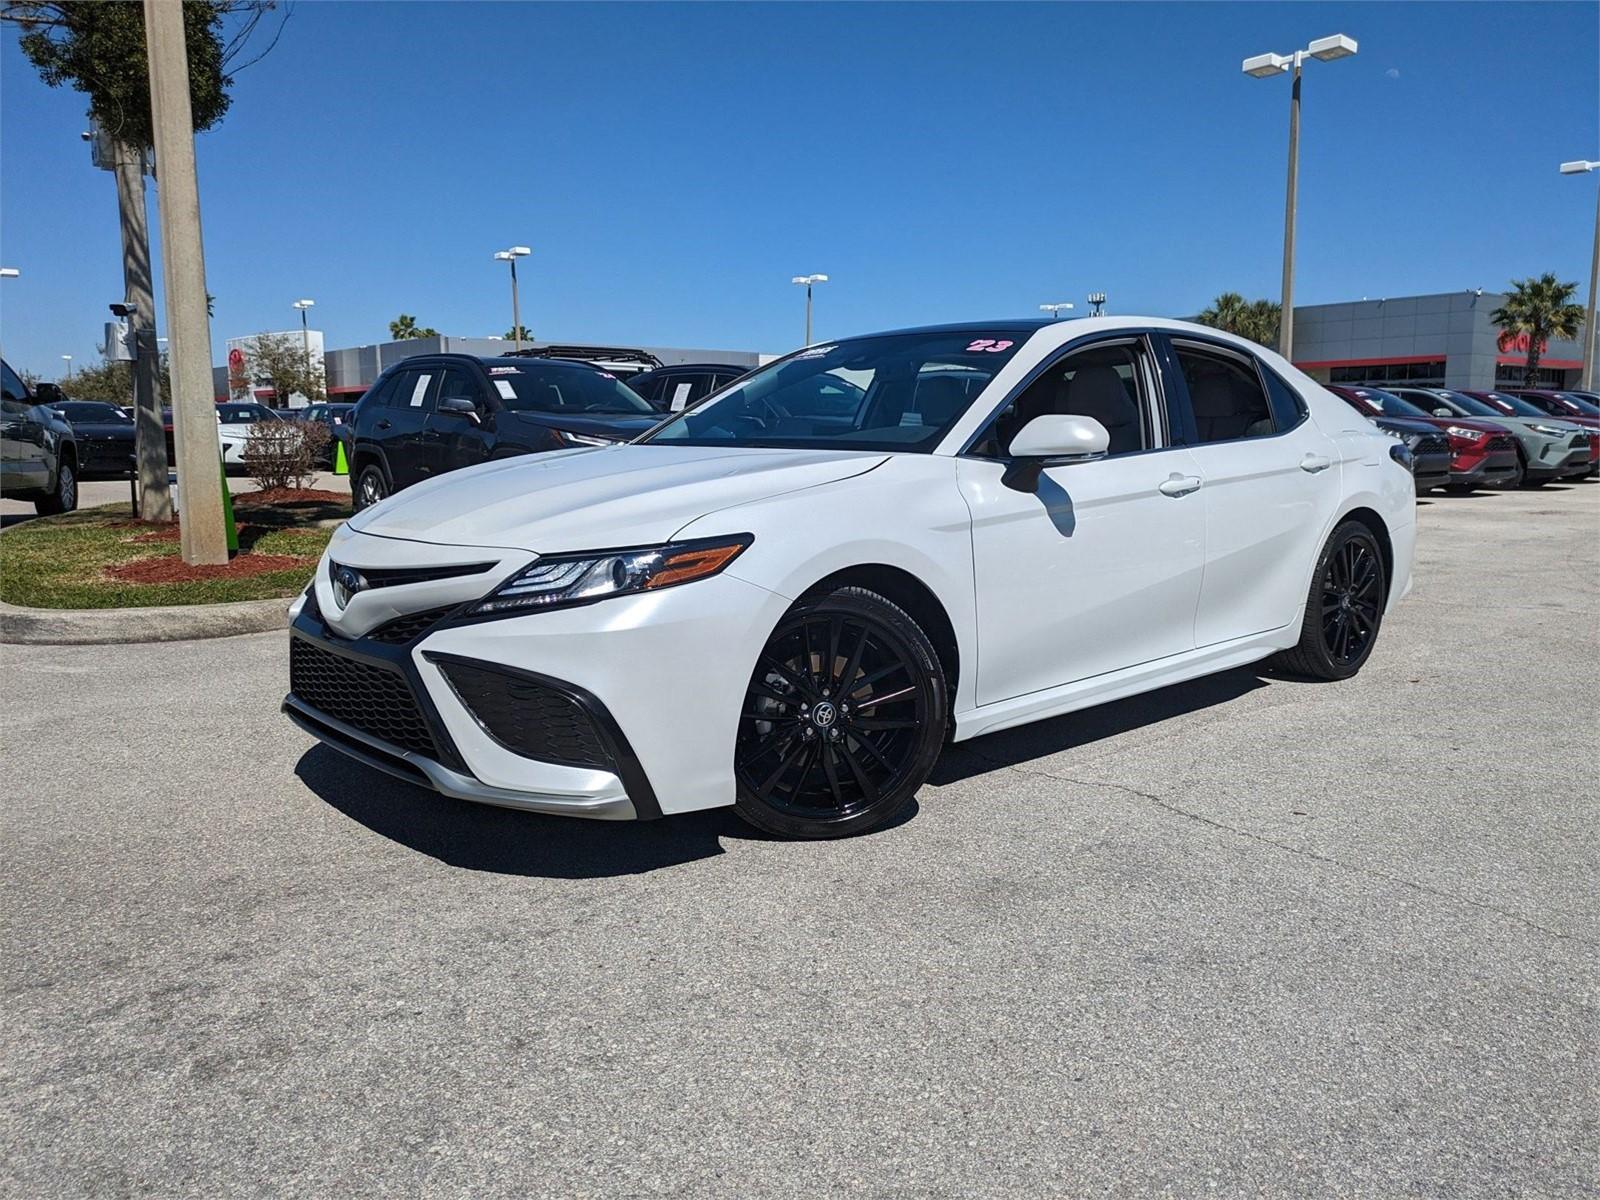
left=1162, top=332, right=1310, bottom=447
left=955, top=330, right=1176, bottom=462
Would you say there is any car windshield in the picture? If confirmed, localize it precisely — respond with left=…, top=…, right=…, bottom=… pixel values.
left=57, top=401, right=130, bottom=422
left=643, top=329, right=1031, bottom=451
left=1344, top=388, right=1432, bottom=419
left=216, top=404, right=274, bottom=422
left=487, top=364, right=656, bottom=415
left=1432, top=391, right=1500, bottom=418
left=1482, top=392, right=1546, bottom=417
left=1556, top=393, right=1600, bottom=416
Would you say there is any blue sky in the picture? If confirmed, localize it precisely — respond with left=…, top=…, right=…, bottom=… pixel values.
left=2, top=1, right=1596, bottom=379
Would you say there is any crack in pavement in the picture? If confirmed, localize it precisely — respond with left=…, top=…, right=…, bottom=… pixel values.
left=956, top=747, right=1594, bottom=947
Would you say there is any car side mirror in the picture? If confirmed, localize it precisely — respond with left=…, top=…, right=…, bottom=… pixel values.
left=437, top=396, right=481, bottom=423
left=1433, top=408, right=1452, bottom=418
left=1002, top=414, right=1110, bottom=493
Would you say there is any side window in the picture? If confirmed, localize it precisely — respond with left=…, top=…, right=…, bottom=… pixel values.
left=436, top=366, right=484, bottom=410
left=2, top=361, right=30, bottom=406
left=667, top=374, right=710, bottom=412
left=1173, top=343, right=1275, bottom=443
left=975, top=340, right=1156, bottom=458
left=631, top=374, right=665, bottom=405
left=1261, top=367, right=1308, bottom=431
left=364, top=372, right=402, bottom=409
left=397, top=370, right=436, bottom=410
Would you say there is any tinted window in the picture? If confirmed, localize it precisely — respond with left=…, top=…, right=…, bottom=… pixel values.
left=1555, top=393, right=1600, bottom=416
left=1173, top=343, right=1274, bottom=442
left=437, top=366, right=484, bottom=409
left=1335, top=387, right=1433, bottom=420
left=216, top=403, right=275, bottom=423
left=392, top=369, right=437, bottom=411
left=629, top=373, right=666, bottom=404
left=974, top=340, right=1154, bottom=458
left=1262, top=368, right=1309, bottom=429
left=486, top=363, right=655, bottom=415
left=1, top=361, right=29, bottom=404
left=648, top=330, right=1028, bottom=451
left=1479, top=392, right=1546, bottom=418
left=56, top=401, right=131, bottom=422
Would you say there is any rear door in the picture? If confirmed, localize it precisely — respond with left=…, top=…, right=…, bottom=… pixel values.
left=1161, top=335, right=1343, bottom=648
left=376, top=365, right=438, bottom=488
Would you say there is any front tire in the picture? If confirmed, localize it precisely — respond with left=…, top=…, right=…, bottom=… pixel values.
left=34, top=459, right=77, bottom=515
left=353, top=462, right=389, bottom=512
left=733, top=586, right=947, bottom=839
left=1270, top=520, right=1386, bottom=681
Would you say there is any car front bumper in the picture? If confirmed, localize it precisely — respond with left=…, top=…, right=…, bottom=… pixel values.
left=1410, top=450, right=1452, bottom=491
left=284, top=537, right=790, bottom=820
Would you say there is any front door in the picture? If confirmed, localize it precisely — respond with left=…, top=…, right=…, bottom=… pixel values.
left=379, top=366, right=438, bottom=489
left=959, top=335, right=1206, bottom=705
left=1, top=361, right=49, bottom=490
left=426, top=365, right=495, bottom=476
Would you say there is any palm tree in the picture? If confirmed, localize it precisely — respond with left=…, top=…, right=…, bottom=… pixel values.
left=388, top=314, right=439, bottom=340
left=1197, top=293, right=1282, bottom=348
left=1491, top=274, right=1585, bottom=386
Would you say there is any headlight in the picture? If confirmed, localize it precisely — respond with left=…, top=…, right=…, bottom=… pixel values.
left=1529, top=424, right=1568, bottom=436
left=471, top=534, right=752, bottom=615
left=557, top=430, right=618, bottom=448
left=1445, top=425, right=1485, bottom=441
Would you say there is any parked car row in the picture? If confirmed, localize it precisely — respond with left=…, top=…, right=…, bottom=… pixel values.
left=1324, top=383, right=1597, bottom=492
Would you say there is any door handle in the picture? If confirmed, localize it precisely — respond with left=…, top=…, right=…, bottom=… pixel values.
left=1300, top=453, right=1333, bottom=473
left=375, top=419, right=392, bottom=430
left=1158, top=474, right=1202, bottom=497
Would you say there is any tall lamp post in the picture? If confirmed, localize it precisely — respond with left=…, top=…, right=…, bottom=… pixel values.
left=61, top=354, right=72, bottom=380
left=1039, top=302, right=1074, bottom=320
left=1560, top=159, right=1599, bottom=390
left=792, top=274, right=828, bottom=345
left=1243, top=33, right=1358, bottom=363
left=0, top=267, right=18, bottom=278
left=494, top=246, right=532, bottom=352
left=292, top=298, right=315, bottom=395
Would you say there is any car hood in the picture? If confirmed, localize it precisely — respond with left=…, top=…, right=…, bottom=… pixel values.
left=64, top=421, right=135, bottom=439
left=501, top=409, right=661, bottom=441
left=347, top=444, right=888, bottom=552
left=1371, top=416, right=1445, bottom=438
left=1482, top=416, right=1584, bottom=438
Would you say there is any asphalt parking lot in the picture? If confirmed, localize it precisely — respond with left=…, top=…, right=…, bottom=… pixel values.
left=3, top=482, right=1596, bottom=1197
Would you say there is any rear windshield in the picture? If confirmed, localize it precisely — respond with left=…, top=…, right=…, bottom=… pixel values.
left=644, top=329, right=1030, bottom=451
left=486, top=364, right=655, bottom=415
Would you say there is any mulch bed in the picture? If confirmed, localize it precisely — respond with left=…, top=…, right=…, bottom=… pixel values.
left=233, top=487, right=347, bottom=507
left=105, top=554, right=316, bottom=584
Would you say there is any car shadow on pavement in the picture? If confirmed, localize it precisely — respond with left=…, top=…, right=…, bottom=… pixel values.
left=930, top=666, right=1270, bottom=786
left=296, top=744, right=906, bottom=876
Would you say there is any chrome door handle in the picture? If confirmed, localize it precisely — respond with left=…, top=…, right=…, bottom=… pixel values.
left=375, top=419, right=391, bottom=430
left=1158, top=474, right=1202, bottom=497
left=1300, top=453, right=1333, bottom=473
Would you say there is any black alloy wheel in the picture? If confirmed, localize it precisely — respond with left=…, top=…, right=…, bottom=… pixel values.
left=733, top=586, right=946, bottom=839
left=354, top=463, right=389, bottom=512
left=1271, top=521, right=1387, bottom=681
left=36, top=459, right=77, bottom=515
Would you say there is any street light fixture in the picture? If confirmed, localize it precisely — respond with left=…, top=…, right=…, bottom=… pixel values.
left=1039, top=303, right=1074, bottom=320
left=1087, top=292, right=1107, bottom=316
left=1561, top=159, right=1600, bottom=390
left=791, top=274, right=828, bottom=345
left=1242, top=32, right=1358, bottom=362
left=292, top=299, right=316, bottom=394
left=61, top=354, right=73, bottom=380
left=494, top=246, right=532, bottom=352
left=0, top=267, right=19, bottom=278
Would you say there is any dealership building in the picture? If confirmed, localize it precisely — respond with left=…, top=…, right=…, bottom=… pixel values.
left=1289, top=291, right=1587, bottom=391
left=213, top=290, right=1589, bottom=403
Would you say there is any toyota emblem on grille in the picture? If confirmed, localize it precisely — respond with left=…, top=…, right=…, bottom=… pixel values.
left=332, top=564, right=367, bottom=610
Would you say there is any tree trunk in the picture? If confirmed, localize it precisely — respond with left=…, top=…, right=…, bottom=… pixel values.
left=1524, top=329, right=1543, bottom=388
left=113, top=141, right=173, bottom=521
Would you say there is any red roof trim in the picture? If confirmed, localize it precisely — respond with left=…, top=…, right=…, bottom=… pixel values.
left=1293, top=354, right=1442, bottom=369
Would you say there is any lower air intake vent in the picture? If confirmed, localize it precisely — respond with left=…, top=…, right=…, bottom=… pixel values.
left=290, top=638, right=438, bottom=759
left=432, top=657, right=615, bottom=770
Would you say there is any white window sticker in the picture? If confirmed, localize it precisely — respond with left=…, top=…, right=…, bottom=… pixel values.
left=495, top=379, right=518, bottom=401
left=410, top=374, right=432, bottom=407
left=670, top=382, right=694, bottom=412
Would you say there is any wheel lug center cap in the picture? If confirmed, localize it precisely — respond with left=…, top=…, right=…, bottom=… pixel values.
left=811, top=701, right=837, bottom=730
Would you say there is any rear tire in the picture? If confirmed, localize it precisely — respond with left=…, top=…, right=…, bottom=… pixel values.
left=34, top=459, right=77, bottom=515
left=1443, top=483, right=1475, bottom=495
left=733, top=586, right=946, bottom=839
left=353, top=462, right=389, bottom=512
left=1270, top=520, right=1386, bottom=681
left=1500, top=452, right=1526, bottom=490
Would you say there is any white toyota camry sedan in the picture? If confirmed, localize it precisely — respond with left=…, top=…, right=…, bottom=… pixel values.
left=285, top=317, right=1416, bottom=839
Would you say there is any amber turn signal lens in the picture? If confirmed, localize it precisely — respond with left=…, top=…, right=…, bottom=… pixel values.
left=645, top=542, right=749, bottom=589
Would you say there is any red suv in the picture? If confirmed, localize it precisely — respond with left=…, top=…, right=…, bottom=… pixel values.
left=1327, top=385, right=1521, bottom=493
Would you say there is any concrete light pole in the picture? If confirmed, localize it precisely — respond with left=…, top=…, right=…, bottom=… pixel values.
left=792, top=274, right=828, bottom=344
left=494, top=247, right=531, bottom=352
left=293, top=299, right=316, bottom=393
left=1243, top=33, right=1358, bottom=363
left=61, top=355, right=72, bottom=380
left=1039, top=303, right=1074, bottom=320
left=144, top=0, right=228, bottom=565
left=1560, top=159, right=1600, bottom=390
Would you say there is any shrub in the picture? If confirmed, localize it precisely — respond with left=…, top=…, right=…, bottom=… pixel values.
left=243, top=419, right=329, bottom=492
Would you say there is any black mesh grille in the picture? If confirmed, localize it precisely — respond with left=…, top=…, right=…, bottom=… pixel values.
left=289, top=638, right=438, bottom=758
left=1488, top=435, right=1516, bottom=452
left=1415, top=434, right=1450, bottom=457
left=435, top=659, right=614, bottom=770
left=367, top=606, right=458, bottom=645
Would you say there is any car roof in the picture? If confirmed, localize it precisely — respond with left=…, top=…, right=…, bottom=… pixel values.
left=638, top=363, right=749, bottom=374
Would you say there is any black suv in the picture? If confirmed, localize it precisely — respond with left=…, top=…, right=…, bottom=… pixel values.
left=347, top=354, right=662, bottom=511
left=627, top=363, right=749, bottom=412
left=1, top=359, right=79, bottom=514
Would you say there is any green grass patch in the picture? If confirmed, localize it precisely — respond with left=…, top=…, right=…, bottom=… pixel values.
left=0, top=502, right=339, bottom=609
